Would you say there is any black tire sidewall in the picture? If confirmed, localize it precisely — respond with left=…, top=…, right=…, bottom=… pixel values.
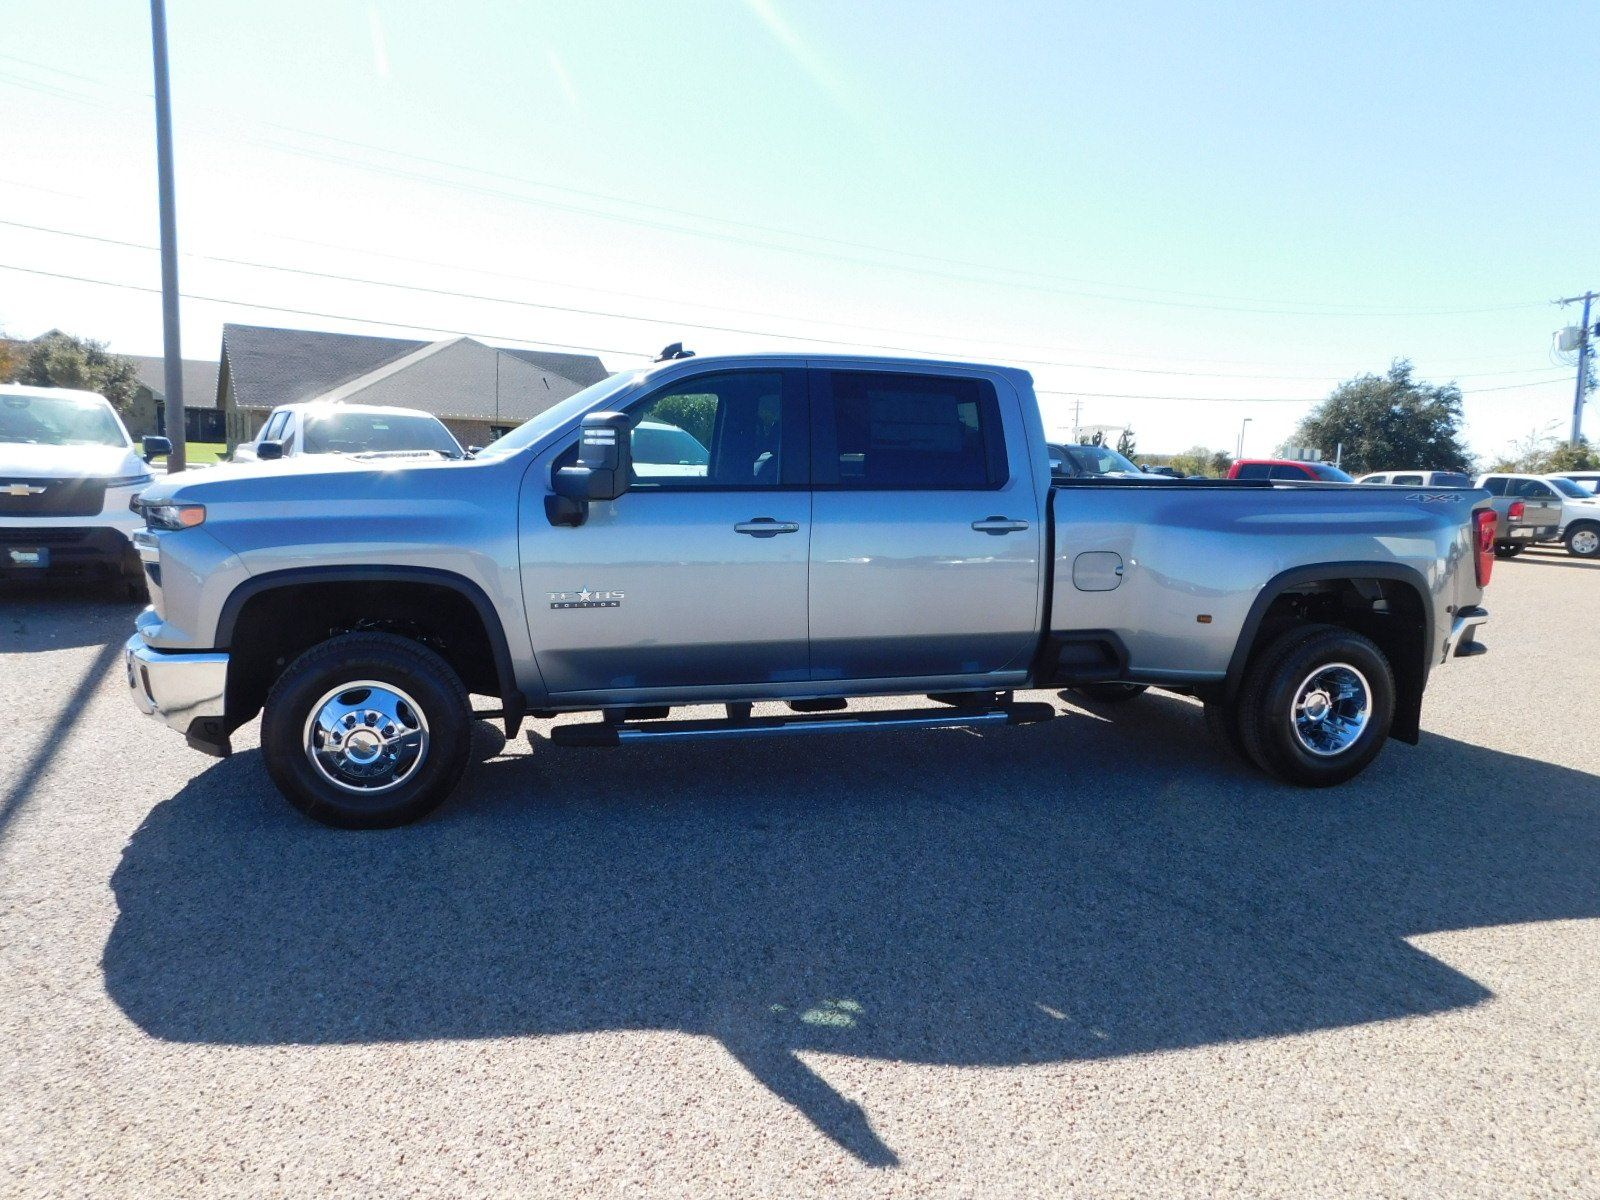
left=262, top=633, right=471, bottom=829
left=1240, top=628, right=1394, bottom=787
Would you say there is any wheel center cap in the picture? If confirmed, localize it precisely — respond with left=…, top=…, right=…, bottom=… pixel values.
left=1303, top=691, right=1332, bottom=721
left=344, top=730, right=383, bottom=763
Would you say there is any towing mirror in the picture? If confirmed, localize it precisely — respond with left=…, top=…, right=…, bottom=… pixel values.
left=547, top=411, right=632, bottom=527
left=142, top=435, right=172, bottom=463
left=256, top=440, right=286, bottom=461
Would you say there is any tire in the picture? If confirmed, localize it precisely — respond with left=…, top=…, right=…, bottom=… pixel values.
left=261, top=632, right=472, bottom=829
left=1493, top=543, right=1525, bottom=559
left=1565, top=523, right=1600, bottom=559
left=1069, top=682, right=1149, bottom=704
left=1236, top=624, right=1394, bottom=787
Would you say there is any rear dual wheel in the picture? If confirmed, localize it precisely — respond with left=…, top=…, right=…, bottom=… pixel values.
left=1205, top=624, right=1394, bottom=787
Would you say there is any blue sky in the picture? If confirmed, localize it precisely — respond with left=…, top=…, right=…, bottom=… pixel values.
left=1, top=0, right=1594, bottom=458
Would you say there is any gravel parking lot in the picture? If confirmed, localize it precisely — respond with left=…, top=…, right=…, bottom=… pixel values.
left=1, top=550, right=1596, bottom=1199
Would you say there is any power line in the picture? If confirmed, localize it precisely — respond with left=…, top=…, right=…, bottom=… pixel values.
left=0, top=218, right=1572, bottom=386
left=1038, top=378, right=1571, bottom=404
left=0, top=63, right=1550, bottom=320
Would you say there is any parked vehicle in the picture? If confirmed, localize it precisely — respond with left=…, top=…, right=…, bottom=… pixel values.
left=1475, top=474, right=1600, bottom=558
left=1048, top=442, right=1175, bottom=481
left=1356, top=470, right=1474, bottom=487
left=0, top=384, right=156, bottom=596
left=1229, top=458, right=1355, bottom=482
left=1138, top=464, right=1185, bottom=478
left=1552, top=471, right=1600, bottom=495
left=124, top=353, right=1494, bottom=827
left=232, top=402, right=465, bottom=463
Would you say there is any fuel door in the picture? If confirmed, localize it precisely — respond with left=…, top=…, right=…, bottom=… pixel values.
left=1072, top=551, right=1124, bottom=592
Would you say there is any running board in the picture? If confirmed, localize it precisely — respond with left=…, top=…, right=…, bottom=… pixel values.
left=548, top=701, right=1056, bottom=747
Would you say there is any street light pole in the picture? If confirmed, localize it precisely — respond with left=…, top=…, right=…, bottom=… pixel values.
left=1236, top=417, right=1252, bottom=461
left=149, top=0, right=186, bottom=472
left=1558, top=291, right=1596, bottom=448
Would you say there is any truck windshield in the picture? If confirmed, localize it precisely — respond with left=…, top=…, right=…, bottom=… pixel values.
left=303, top=411, right=463, bottom=457
left=477, top=370, right=643, bottom=459
left=1063, top=445, right=1142, bottom=475
left=0, top=393, right=128, bottom=448
left=1308, top=463, right=1355, bottom=482
left=1548, top=477, right=1592, bottom=499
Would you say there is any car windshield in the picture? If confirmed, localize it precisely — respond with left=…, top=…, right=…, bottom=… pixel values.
left=302, top=411, right=463, bottom=457
left=633, top=421, right=709, bottom=467
left=1309, top=463, right=1355, bottom=482
left=477, top=371, right=643, bottom=458
left=1062, top=444, right=1142, bottom=475
left=1548, top=477, right=1592, bottom=499
left=0, top=393, right=128, bottom=448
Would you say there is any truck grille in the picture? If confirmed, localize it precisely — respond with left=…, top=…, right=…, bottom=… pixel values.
left=0, top=478, right=106, bottom=518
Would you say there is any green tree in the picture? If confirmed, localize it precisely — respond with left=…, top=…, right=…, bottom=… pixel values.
left=11, top=330, right=143, bottom=414
left=1488, top=432, right=1599, bottom=474
left=1162, top=445, right=1231, bottom=477
left=1288, top=360, right=1472, bottom=476
left=1116, top=425, right=1137, bottom=457
left=0, top=328, right=23, bottom=382
left=645, top=392, right=717, bottom=448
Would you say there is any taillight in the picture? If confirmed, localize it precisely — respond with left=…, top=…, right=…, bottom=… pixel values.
left=1474, top=509, right=1497, bottom=587
left=1508, top=500, right=1525, bottom=520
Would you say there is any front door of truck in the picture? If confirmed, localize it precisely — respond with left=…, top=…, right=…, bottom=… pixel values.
left=806, top=367, right=1042, bottom=683
left=521, top=368, right=811, bottom=698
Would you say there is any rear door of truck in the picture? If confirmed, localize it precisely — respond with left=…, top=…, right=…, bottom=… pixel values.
left=806, top=365, right=1043, bottom=682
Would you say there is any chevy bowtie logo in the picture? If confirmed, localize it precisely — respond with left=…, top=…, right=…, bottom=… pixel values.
left=3, top=483, right=47, bottom=497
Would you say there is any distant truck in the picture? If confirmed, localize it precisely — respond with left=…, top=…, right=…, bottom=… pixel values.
left=0, top=384, right=155, bottom=597
left=1475, top=473, right=1600, bottom=559
left=125, top=353, right=1494, bottom=827
left=232, top=402, right=465, bottom=464
left=1356, top=470, right=1474, bottom=488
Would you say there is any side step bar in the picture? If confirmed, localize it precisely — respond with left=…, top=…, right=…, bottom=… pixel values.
left=549, top=701, right=1056, bottom=747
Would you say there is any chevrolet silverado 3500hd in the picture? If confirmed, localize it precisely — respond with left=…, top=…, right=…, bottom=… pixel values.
left=124, top=354, right=1494, bottom=827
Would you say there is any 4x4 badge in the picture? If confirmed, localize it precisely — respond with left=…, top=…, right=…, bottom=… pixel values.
left=548, top=586, right=624, bottom=610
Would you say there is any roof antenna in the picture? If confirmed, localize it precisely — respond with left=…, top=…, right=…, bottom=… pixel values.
left=655, top=342, right=695, bottom=362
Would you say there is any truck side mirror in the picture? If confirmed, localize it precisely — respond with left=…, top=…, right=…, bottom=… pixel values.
left=547, top=411, right=632, bottom=527
left=142, top=435, right=172, bottom=463
left=256, top=440, right=286, bottom=461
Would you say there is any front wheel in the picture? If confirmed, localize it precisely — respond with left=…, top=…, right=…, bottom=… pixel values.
left=261, top=632, right=472, bottom=828
left=1565, top=523, right=1600, bottom=559
left=1236, top=624, right=1394, bottom=787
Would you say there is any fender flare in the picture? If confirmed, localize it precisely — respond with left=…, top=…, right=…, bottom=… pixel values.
left=216, top=565, right=525, bottom=735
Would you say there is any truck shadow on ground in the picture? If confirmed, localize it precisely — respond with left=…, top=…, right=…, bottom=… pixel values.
left=0, top=582, right=142, bottom=652
left=103, top=694, right=1600, bottom=1167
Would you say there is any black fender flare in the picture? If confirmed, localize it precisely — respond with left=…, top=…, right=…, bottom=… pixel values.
left=216, top=565, right=525, bottom=736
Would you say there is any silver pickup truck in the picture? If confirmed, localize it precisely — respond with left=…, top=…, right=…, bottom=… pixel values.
left=124, top=354, right=1495, bottom=827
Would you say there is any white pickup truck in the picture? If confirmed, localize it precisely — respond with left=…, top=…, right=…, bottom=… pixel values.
left=1, top=384, right=155, bottom=596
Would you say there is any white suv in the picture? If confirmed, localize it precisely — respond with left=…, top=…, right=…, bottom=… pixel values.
left=234, top=402, right=465, bottom=464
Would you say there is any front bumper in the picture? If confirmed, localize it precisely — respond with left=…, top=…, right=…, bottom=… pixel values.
left=124, top=634, right=232, bottom=756
left=1441, top=605, right=1489, bottom=661
left=1, top=525, right=139, bottom=578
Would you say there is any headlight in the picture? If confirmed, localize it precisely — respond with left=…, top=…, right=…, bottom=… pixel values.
left=105, top=472, right=156, bottom=489
left=143, top=502, right=206, bottom=530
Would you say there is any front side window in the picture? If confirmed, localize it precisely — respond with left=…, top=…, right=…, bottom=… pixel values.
left=816, top=371, right=1004, bottom=489
left=626, top=370, right=798, bottom=489
left=1510, top=478, right=1556, bottom=499
left=1480, top=477, right=1507, bottom=495
left=260, top=411, right=289, bottom=444
left=0, top=392, right=128, bottom=448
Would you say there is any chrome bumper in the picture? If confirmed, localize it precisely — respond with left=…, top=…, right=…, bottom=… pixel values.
left=124, top=634, right=229, bottom=742
left=1441, top=606, right=1489, bottom=662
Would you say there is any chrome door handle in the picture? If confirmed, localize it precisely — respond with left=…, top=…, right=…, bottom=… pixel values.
left=971, top=516, right=1030, bottom=535
left=734, top=518, right=801, bottom=537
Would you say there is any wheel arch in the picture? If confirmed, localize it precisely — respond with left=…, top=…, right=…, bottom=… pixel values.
left=1222, top=561, right=1434, bottom=744
left=216, top=565, right=524, bottom=737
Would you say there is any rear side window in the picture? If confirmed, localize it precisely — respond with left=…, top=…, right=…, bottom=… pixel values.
left=1429, top=472, right=1471, bottom=487
left=1235, top=462, right=1272, bottom=479
left=1480, top=477, right=1508, bottom=496
left=1269, top=464, right=1310, bottom=480
left=814, top=371, right=1005, bottom=489
left=1392, top=474, right=1425, bottom=485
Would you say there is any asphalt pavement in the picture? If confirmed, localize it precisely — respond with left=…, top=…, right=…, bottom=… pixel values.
left=1, top=548, right=1597, bottom=1198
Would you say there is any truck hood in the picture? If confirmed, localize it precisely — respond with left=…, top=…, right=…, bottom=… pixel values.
left=0, top=442, right=144, bottom=479
left=137, top=450, right=463, bottom=504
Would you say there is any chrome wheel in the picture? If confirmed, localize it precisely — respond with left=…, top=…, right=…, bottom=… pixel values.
left=303, top=680, right=430, bottom=794
left=1289, top=663, right=1370, bottom=757
left=1571, top=528, right=1600, bottom=556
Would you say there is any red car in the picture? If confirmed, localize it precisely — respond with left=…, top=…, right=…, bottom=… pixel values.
left=1228, top=458, right=1354, bottom=482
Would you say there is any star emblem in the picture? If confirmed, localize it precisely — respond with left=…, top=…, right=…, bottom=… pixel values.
left=577, top=587, right=592, bottom=602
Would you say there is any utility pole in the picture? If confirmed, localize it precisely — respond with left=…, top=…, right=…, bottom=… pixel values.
left=1071, top=396, right=1083, bottom=443
left=150, top=0, right=186, bottom=472
left=1557, top=290, right=1596, bottom=448
left=1235, top=417, right=1252, bottom=460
